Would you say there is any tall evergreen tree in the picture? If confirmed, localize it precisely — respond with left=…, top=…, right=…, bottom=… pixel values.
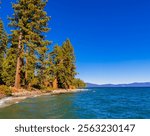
left=2, top=45, right=17, bottom=86
left=36, top=48, right=49, bottom=88
left=61, top=39, right=76, bottom=89
left=2, top=28, right=19, bottom=87
left=9, top=0, right=50, bottom=89
left=50, top=45, right=64, bottom=89
left=0, top=19, right=7, bottom=84
left=50, top=39, right=77, bottom=89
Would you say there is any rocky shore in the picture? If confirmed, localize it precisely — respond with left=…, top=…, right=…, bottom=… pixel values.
left=12, top=89, right=82, bottom=97
left=0, top=88, right=84, bottom=108
left=0, top=94, right=6, bottom=99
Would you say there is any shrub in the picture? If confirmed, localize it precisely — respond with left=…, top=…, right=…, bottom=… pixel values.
left=0, top=85, right=12, bottom=96
left=73, top=78, right=86, bottom=89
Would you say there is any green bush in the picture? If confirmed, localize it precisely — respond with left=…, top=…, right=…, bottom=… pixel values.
left=73, top=78, right=86, bottom=89
left=0, top=85, right=12, bottom=96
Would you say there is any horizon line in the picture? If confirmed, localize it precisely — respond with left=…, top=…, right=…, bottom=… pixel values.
left=86, top=81, right=150, bottom=85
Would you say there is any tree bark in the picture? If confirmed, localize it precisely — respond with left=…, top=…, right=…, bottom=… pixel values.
left=53, top=78, right=58, bottom=89
left=14, top=32, right=22, bottom=89
left=25, top=48, right=28, bottom=87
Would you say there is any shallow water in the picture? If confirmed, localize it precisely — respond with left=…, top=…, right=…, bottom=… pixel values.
left=0, top=87, right=150, bottom=119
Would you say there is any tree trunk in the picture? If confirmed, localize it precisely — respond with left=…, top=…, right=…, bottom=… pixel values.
left=27, top=83, right=31, bottom=90
left=53, top=78, right=58, bottom=89
left=14, top=32, right=22, bottom=89
left=25, top=49, right=28, bottom=86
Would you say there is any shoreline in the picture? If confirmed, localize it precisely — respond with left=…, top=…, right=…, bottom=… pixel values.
left=0, top=89, right=86, bottom=108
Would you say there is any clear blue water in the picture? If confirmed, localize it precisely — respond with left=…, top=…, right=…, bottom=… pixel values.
left=0, top=87, right=150, bottom=119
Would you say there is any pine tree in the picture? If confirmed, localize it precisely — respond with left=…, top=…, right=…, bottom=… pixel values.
left=9, top=0, right=50, bottom=89
left=36, top=49, right=49, bottom=88
left=50, top=39, right=77, bottom=89
left=2, top=45, right=17, bottom=86
left=0, top=19, right=7, bottom=84
left=61, top=39, right=76, bottom=89
left=48, top=45, right=62, bottom=89
left=1, top=32, right=19, bottom=86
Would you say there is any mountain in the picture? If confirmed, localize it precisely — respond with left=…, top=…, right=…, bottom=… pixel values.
left=86, top=83, right=102, bottom=87
left=86, top=82, right=150, bottom=87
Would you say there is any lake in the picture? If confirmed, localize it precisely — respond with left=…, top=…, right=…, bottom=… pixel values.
left=0, top=87, right=150, bottom=119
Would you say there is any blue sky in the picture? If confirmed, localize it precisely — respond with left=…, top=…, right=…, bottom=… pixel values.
left=1, top=0, right=150, bottom=84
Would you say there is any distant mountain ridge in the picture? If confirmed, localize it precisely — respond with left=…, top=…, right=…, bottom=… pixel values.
left=86, top=82, right=150, bottom=87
